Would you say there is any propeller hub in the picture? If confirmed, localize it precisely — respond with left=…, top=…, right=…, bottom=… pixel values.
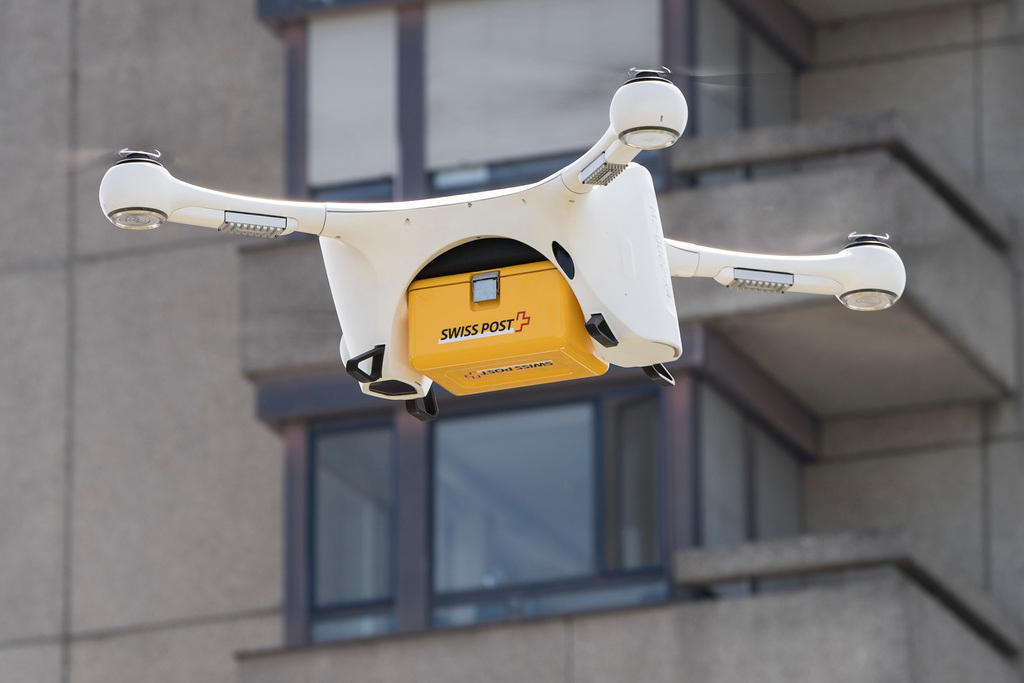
left=625, top=66, right=672, bottom=84
left=845, top=232, right=892, bottom=249
left=115, top=149, right=163, bottom=167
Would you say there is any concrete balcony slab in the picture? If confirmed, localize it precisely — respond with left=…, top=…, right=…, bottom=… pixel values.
left=237, top=534, right=1020, bottom=683
left=662, top=114, right=1016, bottom=416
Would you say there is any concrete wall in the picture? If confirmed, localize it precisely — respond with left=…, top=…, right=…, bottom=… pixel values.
left=799, top=1, right=1024, bottom=639
left=239, top=569, right=1018, bottom=683
left=0, top=0, right=285, bottom=681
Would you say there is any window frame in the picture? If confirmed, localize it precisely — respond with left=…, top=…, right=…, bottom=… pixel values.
left=280, top=0, right=808, bottom=203
left=289, top=366, right=810, bottom=644
left=692, top=375, right=807, bottom=596
left=306, top=415, right=399, bottom=632
left=427, top=388, right=666, bottom=617
left=284, top=370, right=700, bottom=644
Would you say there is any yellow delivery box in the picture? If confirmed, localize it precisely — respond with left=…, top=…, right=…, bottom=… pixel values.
left=408, top=261, right=608, bottom=395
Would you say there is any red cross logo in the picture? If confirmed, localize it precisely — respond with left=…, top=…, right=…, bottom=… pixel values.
left=514, top=310, right=532, bottom=333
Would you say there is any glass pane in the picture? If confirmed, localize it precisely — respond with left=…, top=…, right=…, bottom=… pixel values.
left=314, top=427, right=392, bottom=606
left=308, top=10, right=397, bottom=186
left=425, top=0, right=660, bottom=168
left=754, top=429, right=801, bottom=540
left=749, top=32, right=796, bottom=179
left=749, top=33, right=795, bottom=129
left=603, top=395, right=660, bottom=570
left=314, top=179, right=394, bottom=202
left=696, top=0, right=742, bottom=137
left=311, top=613, right=394, bottom=642
left=432, top=580, right=667, bottom=628
left=429, top=152, right=580, bottom=195
left=699, top=384, right=747, bottom=547
left=434, top=404, right=595, bottom=592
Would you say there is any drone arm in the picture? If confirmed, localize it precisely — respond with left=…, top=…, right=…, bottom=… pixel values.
left=560, top=73, right=689, bottom=194
left=664, top=237, right=906, bottom=303
left=99, top=160, right=327, bottom=236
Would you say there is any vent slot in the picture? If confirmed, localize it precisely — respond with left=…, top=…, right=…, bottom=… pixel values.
left=728, top=268, right=794, bottom=293
left=579, top=153, right=627, bottom=186
left=220, top=211, right=286, bottom=238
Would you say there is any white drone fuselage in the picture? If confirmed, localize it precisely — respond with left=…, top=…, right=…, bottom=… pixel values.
left=97, top=73, right=906, bottom=407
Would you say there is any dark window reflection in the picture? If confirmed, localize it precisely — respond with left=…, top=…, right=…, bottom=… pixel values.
left=433, top=403, right=596, bottom=592
left=313, top=178, right=394, bottom=201
left=696, top=0, right=742, bottom=138
left=313, top=426, right=393, bottom=606
left=603, top=395, right=661, bottom=570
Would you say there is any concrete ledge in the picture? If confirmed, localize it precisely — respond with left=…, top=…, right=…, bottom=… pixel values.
left=673, top=112, right=1016, bottom=249
left=238, top=552, right=1020, bottom=683
left=673, top=533, right=1022, bottom=657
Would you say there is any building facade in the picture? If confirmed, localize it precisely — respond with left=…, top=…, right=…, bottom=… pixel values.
left=1, top=0, right=1023, bottom=681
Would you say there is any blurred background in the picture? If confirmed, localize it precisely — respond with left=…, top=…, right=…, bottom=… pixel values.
left=1, top=0, right=1023, bottom=681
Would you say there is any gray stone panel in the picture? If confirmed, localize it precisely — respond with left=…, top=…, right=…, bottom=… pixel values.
left=239, top=570, right=1020, bottom=683
left=981, top=1, right=1024, bottom=41
left=239, top=240, right=341, bottom=378
left=714, top=301, right=998, bottom=415
left=805, top=447, right=984, bottom=584
left=664, top=156, right=1015, bottom=413
left=0, top=1, right=70, bottom=269
left=73, top=0, right=284, bottom=258
left=988, top=438, right=1024, bottom=626
left=815, top=6, right=973, bottom=65
left=240, top=618, right=567, bottom=683
left=0, top=644, right=61, bottom=683
left=71, top=244, right=281, bottom=632
left=821, top=404, right=983, bottom=459
left=572, top=578, right=911, bottom=683
left=800, top=49, right=976, bottom=175
left=791, top=0, right=983, bottom=24
left=980, top=40, right=1024, bottom=219
left=906, top=580, right=1020, bottom=683
left=0, top=270, right=67, bottom=642
left=70, top=615, right=279, bottom=683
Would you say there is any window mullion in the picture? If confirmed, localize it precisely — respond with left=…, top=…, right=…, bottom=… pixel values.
left=659, top=373, right=697, bottom=596
left=395, top=2, right=426, bottom=200
left=283, top=420, right=311, bottom=646
left=393, top=406, right=430, bottom=633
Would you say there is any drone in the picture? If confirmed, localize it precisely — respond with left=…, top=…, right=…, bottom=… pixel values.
left=98, top=68, right=906, bottom=421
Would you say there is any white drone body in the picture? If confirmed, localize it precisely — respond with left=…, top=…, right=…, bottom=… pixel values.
left=98, top=70, right=905, bottom=417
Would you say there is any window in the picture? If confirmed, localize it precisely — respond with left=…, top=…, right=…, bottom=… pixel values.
left=429, top=152, right=582, bottom=196
left=698, top=383, right=804, bottom=545
left=686, top=0, right=799, bottom=184
left=434, top=403, right=596, bottom=592
left=300, top=0, right=800, bottom=199
left=294, top=350, right=810, bottom=643
left=699, top=383, right=748, bottom=548
left=310, top=423, right=395, bottom=640
left=424, top=0, right=660, bottom=172
left=313, top=178, right=394, bottom=202
left=307, top=8, right=397, bottom=192
left=432, top=395, right=665, bottom=627
left=753, top=427, right=801, bottom=541
left=697, top=383, right=804, bottom=594
left=603, top=395, right=661, bottom=570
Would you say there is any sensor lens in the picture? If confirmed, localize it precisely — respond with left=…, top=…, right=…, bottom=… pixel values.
left=109, top=208, right=166, bottom=230
left=620, top=128, right=679, bottom=150
left=839, top=289, right=897, bottom=312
